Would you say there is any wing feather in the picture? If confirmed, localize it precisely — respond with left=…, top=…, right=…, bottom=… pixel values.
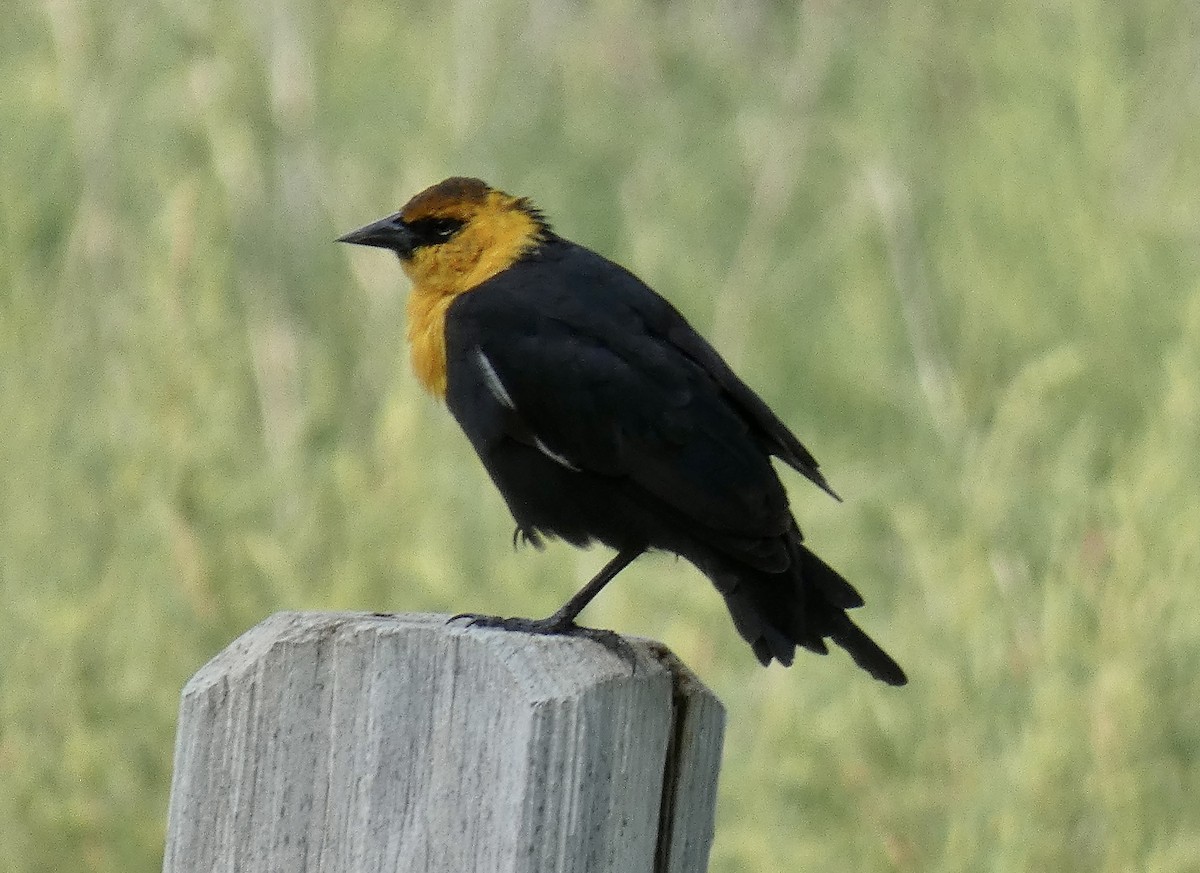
left=445, top=238, right=826, bottom=541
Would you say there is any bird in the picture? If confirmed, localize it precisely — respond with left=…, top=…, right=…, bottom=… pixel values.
left=338, top=177, right=906, bottom=685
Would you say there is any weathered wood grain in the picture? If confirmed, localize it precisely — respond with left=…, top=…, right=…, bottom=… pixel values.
left=162, top=612, right=724, bottom=873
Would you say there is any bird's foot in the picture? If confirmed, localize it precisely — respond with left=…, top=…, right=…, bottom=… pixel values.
left=448, top=613, right=636, bottom=670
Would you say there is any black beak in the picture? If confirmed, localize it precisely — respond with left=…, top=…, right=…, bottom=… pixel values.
left=337, top=212, right=416, bottom=256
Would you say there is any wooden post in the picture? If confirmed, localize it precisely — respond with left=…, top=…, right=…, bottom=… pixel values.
left=162, top=612, right=724, bottom=873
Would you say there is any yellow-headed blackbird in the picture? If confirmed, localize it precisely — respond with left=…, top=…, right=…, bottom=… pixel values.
left=339, top=177, right=906, bottom=685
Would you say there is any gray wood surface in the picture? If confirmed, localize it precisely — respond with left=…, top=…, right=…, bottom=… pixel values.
left=162, top=612, right=724, bottom=873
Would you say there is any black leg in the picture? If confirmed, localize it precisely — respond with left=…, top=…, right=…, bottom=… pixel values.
left=542, top=547, right=643, bottom=625
left=450, top=547, right=645, bottom=663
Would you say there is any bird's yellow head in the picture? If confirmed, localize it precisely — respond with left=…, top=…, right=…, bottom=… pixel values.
left=338, top=177, right=550, bottom=296
left=339, top=177, right=550, bottom=397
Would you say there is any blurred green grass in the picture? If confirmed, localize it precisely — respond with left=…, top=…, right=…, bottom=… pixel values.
left=3, top=0, right=1199, bottom=869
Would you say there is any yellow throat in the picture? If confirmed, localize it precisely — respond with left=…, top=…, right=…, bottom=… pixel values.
left=400, top=187, right=545, bottom=397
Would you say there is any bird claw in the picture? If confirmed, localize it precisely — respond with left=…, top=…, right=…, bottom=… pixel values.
left=510, top=526, right=545, bottom=551
left=447, top=613, right=637, bottom=671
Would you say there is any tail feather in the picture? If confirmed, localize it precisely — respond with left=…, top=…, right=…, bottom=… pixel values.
left=727, top=596, right=797, bottom=667
left=712, top=539, right=906, bottom=686
left=795, top=542, right=864, bottom=609
left=827, top=613, right=908, bottom=686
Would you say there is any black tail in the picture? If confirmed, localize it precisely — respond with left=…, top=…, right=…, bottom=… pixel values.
left=714, top=539, right=907, bottom=686
left=825, top=612, right=908, bottom=686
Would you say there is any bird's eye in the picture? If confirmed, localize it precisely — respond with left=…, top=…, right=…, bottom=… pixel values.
left=408, top=216, right=464, bottom=247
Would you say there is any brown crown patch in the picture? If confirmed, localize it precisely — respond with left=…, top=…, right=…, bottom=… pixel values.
left=400, top=177, right=493, bottom=222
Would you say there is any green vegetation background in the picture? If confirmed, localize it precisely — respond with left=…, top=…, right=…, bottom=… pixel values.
left=3, top=0, right=1199, bottom=869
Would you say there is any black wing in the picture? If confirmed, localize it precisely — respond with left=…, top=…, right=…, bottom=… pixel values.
left=659, top=311, right=839, bottom=499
